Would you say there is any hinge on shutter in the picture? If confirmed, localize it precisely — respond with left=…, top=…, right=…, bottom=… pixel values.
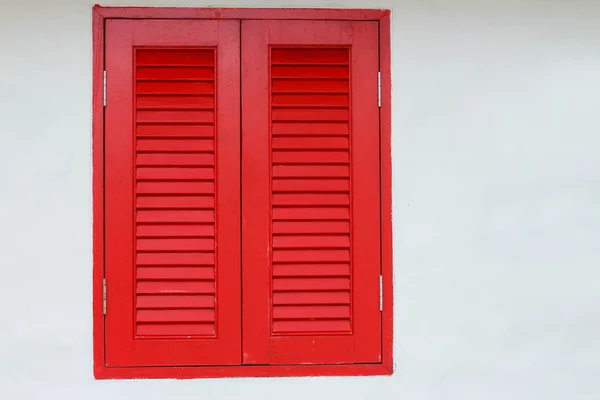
left=379, top=274, right=383, bottom=311
left=102, top=278, right=107, bottom=315
left=103, top=71, right=107, bottom=107
left=377, top=71, right=381, bottom=108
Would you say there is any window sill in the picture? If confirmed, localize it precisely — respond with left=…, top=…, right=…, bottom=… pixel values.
left=94, top=363, right=393, bottom=380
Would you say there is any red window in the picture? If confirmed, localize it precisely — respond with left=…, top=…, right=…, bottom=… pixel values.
left=93, top=7, right=392, bottom=379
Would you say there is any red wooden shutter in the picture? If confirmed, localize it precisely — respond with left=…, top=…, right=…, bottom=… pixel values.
left=242, top=20, right=381, bottom=364
left=104, top=20, right=241, bottom=367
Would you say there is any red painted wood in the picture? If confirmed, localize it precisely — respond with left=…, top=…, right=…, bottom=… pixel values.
left=268, top=336, right=353, bottom=364
left=136, top=224, right=215, bottom=238
left=137, top=167, right=214, bottom=180
left=136, top=196, right=214, bottom=209
left=136, top=252, right=215, bottom=265
left=104, top=19, right=241, bottom=367
left=272, top=207, right=350, bottom=220
left=136, top=308, right=217, bottom=322
left=272, top=93, right=349, bottom=107
left=137, top=124, right=214, bottom=137
left=136, top=281, right=215, bottom=294
left=272, top=235, right=350, bottom=248
left=92, top=6, right=105, bottom=377
left=272, top=165, right=349, bottom=178
left=241, top=20, right=381, bottom=365
left=137, top=294, right=215, bottom=309
left=349, top=19, right=382, bottom=364
left=94, top=5, right=388, bottom=20
left=137, top=238, right=215, bottom=251
left=379, top=12, right=394, bottom=375
left=273, top=305, right=350, bottom=319
left=273, top=263, right=351, bottom=277
left=273, top=291, right=350, bottom=305
left=241, top=20, right=271, bottom=365
left=94, top=363, right=392, bottom=380
left=273, top=221, right=350, bottom=234
left=272, top=136, right=350, bottom=150
left=272, top=122, right=349, bottom=135
left=93, top=6, right=393, bottom=379
left=136, top=266, right=215, bottom=280
left=137, top=324, right=215, bottom=336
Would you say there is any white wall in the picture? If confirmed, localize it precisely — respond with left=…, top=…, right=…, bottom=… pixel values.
left=1, top=0, right=599, bottom=398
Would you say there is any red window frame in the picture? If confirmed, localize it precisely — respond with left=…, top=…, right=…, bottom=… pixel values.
left=92, top=6, right=392, bottom=379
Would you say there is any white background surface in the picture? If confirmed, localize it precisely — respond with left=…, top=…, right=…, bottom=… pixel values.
left=1, top=0, right=599, bottom=399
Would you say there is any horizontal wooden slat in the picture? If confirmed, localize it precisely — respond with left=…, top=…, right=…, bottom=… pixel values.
left=136, top=309, right=215, bottom=323
left=137, top=266, right=214, bottom=280
left=137, top=181, right=215, bottom=195
left=136, top=323, right=215, bottom=336
left=272, top=80, right=348, bottom=93
left=273, top=277, right=350, bottom=291
left=272, top=165, right=349, bottom=178
left=272, top=151, right=349, bottom=164
left=272, top=319, right=350, bottom=333
left=272, top=109, right=348, bottom=122
left=272, top=193, right=349, bottom=206
left=137, top=238, right=215, bottom=252
left=137, top=139, right=214, bottom=152
left=273, top=305, right=350, bottom=320
left=272, top=94, right=349, bottom=107
left=136, top=81, right=214, bottom=95
left=137, top=67, right=214, bottom=80
left=271, top=65, right=349, bottom=79
left=273, top=291, right=350, bottom=305
left=136, top=210, right=214, bottom=223
left=136, top=224, right=214, bottom=238
left=271, top=48, right=348, bottom=64
left=273, top=263, right=351, bottom=277
left=137, top=95, right=214, bottom=110
left=136, top=49, right=214, bottom=67
left=272, top=207, right=349, bottom=221
left=272, top=221, right=350, bottom=235
left=272, top=235, right=350, bottom=249
left=136, top=195, right=214, bottom=209
left=273, top=249, right=350, bottom=263
left=272, top=136, right=349, bottom=150
left=137, top=110, right=214, bottom=124
left=137, top=167, right=214, bottom=181
left=136, top=124, right=214, bottom=138
left=272, top=179, right=349, bottom=193
left=137, top=280, right=215, bottom=294
left=136, top=252, right=214, bottom=266
left=272, top=122, right=348, bottom=136
left=136, top=153, right=214, bottom=166
left=137, top=294, right=214, bottom=309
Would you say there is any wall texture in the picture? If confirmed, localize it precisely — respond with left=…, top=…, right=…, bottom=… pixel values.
left=1, top=0, right=599, bottom=399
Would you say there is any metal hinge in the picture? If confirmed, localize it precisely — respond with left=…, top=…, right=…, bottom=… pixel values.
left=379, top=275, right=383, bottom=311
left=102, top=278, right=107, bottom=315
left=103, top=71, right=107, bottom=107
left=377, top=71, right=381, bottom=107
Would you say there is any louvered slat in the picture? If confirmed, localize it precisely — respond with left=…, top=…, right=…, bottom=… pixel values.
left=270, top=47, right=352, bottom=335
left=135, top=49, right=217, bottom=337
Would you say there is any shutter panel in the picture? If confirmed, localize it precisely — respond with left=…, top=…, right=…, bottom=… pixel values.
left=270, top=48, right=352, bottom=336
left=242, top=21, right=381, bottom=364
left=105, top=20, right=241, bottom=367
left=135, top=47, right=217, bottom=338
